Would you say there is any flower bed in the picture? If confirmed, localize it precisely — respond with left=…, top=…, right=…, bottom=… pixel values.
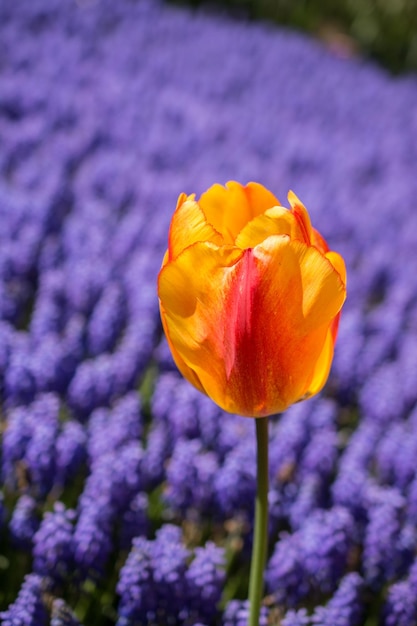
left=1, top=1, right=417, bottom=624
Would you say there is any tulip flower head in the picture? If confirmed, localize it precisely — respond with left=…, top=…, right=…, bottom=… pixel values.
left=158, top=182, right=346, bottom=417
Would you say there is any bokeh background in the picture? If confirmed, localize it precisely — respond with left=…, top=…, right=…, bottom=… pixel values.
left=172, top=0, right=417, bottom=74
left=1, top=0, right=417, bottom=625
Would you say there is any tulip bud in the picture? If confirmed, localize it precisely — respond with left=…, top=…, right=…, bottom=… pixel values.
left=158, top=181, right=346, bottom=417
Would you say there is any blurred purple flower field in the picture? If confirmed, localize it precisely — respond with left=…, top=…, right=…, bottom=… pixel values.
left=1, top=0, right=417, bottom=624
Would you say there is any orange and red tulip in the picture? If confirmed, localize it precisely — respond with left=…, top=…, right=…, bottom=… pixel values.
left=158, top=181, right=346, bottom=417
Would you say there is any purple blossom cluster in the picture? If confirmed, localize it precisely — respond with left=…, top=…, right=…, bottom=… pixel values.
left=1, top=0, right=417, bottom=624
left=0, top=574, right=49, bottom=625
left=281, top=573, right=364, bottom=626
left=116, top=526, right=225, bottom=625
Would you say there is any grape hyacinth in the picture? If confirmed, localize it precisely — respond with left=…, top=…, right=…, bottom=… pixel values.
left=0, top=574, right=49, bottom=626
left=382, top=559, right=417, bottom=626
left=9, top=495, right=40, bottom=550
left=281, top=609, right=311, bottom=626
left=117, top=526, right=225, bottom=625
left=266, top=507, right=356, bottom=605
left=50, top=599, right=82, bottom=626
left=32, top=502, right=75, bottom=582
left=311, top=573, right=364, bottom=625
left=222, top=600, right=269, bottom=626
left=2, top=0, right=417, bottom=623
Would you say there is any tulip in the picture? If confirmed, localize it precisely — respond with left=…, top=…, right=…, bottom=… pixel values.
left=158, top=181, right=346, bottom=625
left=158, top=181, right=346, bottom=418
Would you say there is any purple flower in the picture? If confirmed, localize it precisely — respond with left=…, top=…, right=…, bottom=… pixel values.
left=311, top=573, right=364, bottom=626
left=66, top=356, right=116, bottom=419
left=405, top=473, right=417, bottom=522
left=26, top=316, right=84, bottom=398
left=110, top=343, right=150, bottom=397
left=73, top=438, right=143, bottom=577
left=165, top=438, right=219, bottom=516
left=116, top=535, right=156, bottom=624
left=381, top=559, right=417, bottom=625
left=375, top=421, right=417, bottom=490
left=29, top=270, right=69, bottom=340
left=2, top=405, right=33, bottom=483
left=141, top=420, right=173, bottom=489
left=32, top=502, right=75, bottom=582
left=87, top=392, right=143, bottom=461
left=87, top=281, right=127, bottom=356
left=2, top=393, right=60, bottom=496
left=382, top=580, right=417, bottom=626
left=73, top=498, right=113, bottom=578
left=185, top=542, right=225, bottom=621
left=356, top=308, right=400, bottom=383
left=298, top=428, right=338, bottom=480
left=154, top=337, right=177, bottom=372
left=223, top=600, right=269, bottom=626
left=359, top=361, right=406, bottom=426
left=332, top=421, right=382, bottom=519
left=330, top=310, right=365, bottom=401
left=266, top=507, right=355, bottom=606
left=55, top=420, right=87, bottom=487
left=289, top=475, right=326, bottom=530
left=0, top=573, right=49, bottom=625
left=151, top=371, right=229, bottom=453
left=119, top=492, right=149, bottom=551
left=363, top=493, right=413, bottom=587
left=3, top=343, right=37, bottom=406
left=152, top=373, right=205, bottom=442
left=117, top=525, right=189, bottom=624
left=214, top=412, right=252, bottom=460
left=214, top=436, right=255, bottom=519
left=50, top=598, right=81, bottom=626
left=24, top=393, right=60, bottom=495
left=268, top=402, right=312, bottom=489
left=0, top=321, right=13, bottom=396
left=63, top=260, right=110, bottom=318
left=0, top=208, right=44, bottom=325
left=151, top=524, right=190, bottom=616
left=9, top=494, right=40, bottom=549
left=117, top=526, right=223, bottom=624
left=67, top=345, right=149, bottom=420
left=282, top=609, right=311, bottom=626
left=397, top=334, right=417, bottom=408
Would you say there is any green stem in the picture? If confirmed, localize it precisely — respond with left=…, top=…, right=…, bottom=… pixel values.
left=248, top=416, right=269, bottom=626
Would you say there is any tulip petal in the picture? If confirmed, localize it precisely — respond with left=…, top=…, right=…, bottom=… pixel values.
left=198, top=181, right=283, bottom=245
left=223, top=236, right=346, bottom=415
left=288, top=191, right=312, bottom=244
left=285, top=241, right=345, bottom=332
left=158, top=242, right=245, bottom=405
left=326, top=250, right=347, bottom=286
left=198, top=181, right=252, bottom=244
left=244, top=182, right=281, bottom=216
left=304, top=327, right=334, bottom=397
left=168, top=193, right=223, bottom=260
left=235, top=206, right=303, bottom=250
left=311, top=227, right=329, bottom=254
left=159, top=236, right=346, bottom=417
left=159, top=304, right=207, bottom=395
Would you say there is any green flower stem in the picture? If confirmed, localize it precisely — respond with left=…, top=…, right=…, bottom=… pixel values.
left=248, top=416, right=269, bottom=626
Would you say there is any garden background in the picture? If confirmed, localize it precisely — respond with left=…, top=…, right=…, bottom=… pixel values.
left=1, top=0, right=417, bottom=624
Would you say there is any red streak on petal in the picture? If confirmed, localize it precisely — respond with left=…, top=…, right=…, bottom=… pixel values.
left=330, top=311, right=341, bottom=342
left=292, top=207, right=311, bottom=244
left=224, top=248, right=272, bottom=415
left=225, top=248, right=258, bottom=378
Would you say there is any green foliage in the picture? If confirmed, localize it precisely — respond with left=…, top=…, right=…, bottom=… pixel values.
left=168, top=0, right=417, bottom=73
